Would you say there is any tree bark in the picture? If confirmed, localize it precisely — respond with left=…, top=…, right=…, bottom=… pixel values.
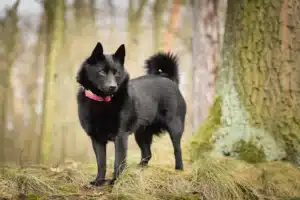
left=74, top=0, right=96, bottom=33
left=127, top=0, right=147, bottom=60
left=28, top=14, right=45, bottom=164
left=198, top=0, right=300, bottom=165
left=89, top=0, right=97, bottom=26
left=152, top=0, right=167, bottom=52
left=74, top=0, right=86, bottom=31
left=163, top=0, right=181, bottom=51
left=0, top=0, right=20, bottom=164
left=39, top=0, right=65, bottom=164
left=191, top=0, right=226, bottom=133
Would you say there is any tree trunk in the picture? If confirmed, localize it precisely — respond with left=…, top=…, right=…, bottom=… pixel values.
left=163, top=0, right=181, bottom=51
left=192, top=0, right=300, bottom=165
left=39, top=0, right=65, bottom=164
left=74, top=0, right=86, bottom=30
left=127, top=0, right=147, bottom=58
left=191, top=0, right=226, bottom=133
left=89, top=0, right=97, bottom=26
left=28, top=14, right=45, bottom=164
left=73, top=0, right=97, bottom=49
left=74, top=0, right=96, bottom=33
left=0, top=0, right=20, bottom=164
left=152, top=0, right=167, bottom=52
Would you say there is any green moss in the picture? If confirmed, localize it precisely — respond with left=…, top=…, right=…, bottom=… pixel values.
left=233, top=140, right=265, bottom=164
left=189, top=96, right=222, bottom=161
left=58, top=184, right=78, bottom=193
left=167, top=194, right=200, bottom=200
left=25, top=193, right=43, bottom=200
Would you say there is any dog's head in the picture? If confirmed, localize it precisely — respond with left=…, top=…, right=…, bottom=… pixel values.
left=76, top=42, right=129, bottom=97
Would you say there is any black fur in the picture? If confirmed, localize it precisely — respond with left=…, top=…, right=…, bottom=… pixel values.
left=145, top=52, right=179, bottom=84
left=76, top=42, right=186, bottom=186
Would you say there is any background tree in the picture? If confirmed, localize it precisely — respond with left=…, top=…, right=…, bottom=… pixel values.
left=164, top=0, right=181, bottom=51
left=127, top=0, right=148, bottom=74
left=190, top=0, right=227, bottom=133
left=0, top=0, right=20, bottom=164
left=27, top=14, right=45, bottom=164
left=152, top=0, right=168, bottom=52
left=191, top=0, right=300, bottom=165
left=39, top=0, right=65, bottom=164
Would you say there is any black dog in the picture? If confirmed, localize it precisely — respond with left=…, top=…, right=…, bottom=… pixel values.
left=76, top=42, right=186, bottom=186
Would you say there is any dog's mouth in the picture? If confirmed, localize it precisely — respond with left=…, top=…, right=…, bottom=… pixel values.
left=85, top=90, right=113, bottom=102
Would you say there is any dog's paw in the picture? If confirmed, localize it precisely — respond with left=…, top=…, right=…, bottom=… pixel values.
left=108, top=179, right=116, bottom=185
left=138, top=162, right=149, bottom=168
left=90, top=179, right=106, bottom=187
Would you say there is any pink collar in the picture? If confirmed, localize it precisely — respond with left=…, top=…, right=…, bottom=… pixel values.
left=85, top=90, right=112, bottom=102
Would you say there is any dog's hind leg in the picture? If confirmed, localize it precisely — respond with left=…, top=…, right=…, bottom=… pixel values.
left=166, top=118, right=184, bottom=170
left=90, top=138, right=107, bottom=186
left=134, top=127, right=153, bottom=167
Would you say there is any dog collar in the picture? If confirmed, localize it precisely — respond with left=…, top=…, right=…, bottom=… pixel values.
left=85, top=90, right=112, bottom=102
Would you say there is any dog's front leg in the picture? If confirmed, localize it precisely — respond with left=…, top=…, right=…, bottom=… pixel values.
left=90, top=138, right=107, bottom=186
left=110, top=133, right=128, bottom=184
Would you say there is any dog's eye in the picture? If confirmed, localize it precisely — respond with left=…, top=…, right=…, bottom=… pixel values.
left=114, top=70, right=121, bottom=76
left=115, top=71, right=121, bottom=76
left=98, top=69, right=106, bottom=76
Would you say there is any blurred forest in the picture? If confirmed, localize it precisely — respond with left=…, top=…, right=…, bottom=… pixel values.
left=0, top=0, right=197, bottom=166
left=1, top=0, right=300, bottom=199
left=1, top=0, right=300, bottom=168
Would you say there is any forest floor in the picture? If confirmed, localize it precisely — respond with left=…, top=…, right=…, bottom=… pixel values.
left=1, top=135, right=300, bottom=200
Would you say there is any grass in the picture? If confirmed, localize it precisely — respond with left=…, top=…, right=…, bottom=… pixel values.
left=113, top=157, right=300, bottom=200
left=1, top=135, right=300, bottom=200
left=0, top=164, right=109, bottom=200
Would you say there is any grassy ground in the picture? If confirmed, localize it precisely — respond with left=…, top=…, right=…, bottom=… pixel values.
left=1, top=135, right=300, bottom=200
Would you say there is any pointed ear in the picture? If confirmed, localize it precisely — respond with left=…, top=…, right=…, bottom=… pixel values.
left=76, top=62, right=98, bottom=92
left=113, top=44, right=125, bottom=65
left=89, top=42, right=104, bottom=63
left=76, top=63, right=87, bottom=86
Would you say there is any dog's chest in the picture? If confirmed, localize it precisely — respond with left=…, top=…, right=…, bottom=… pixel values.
left=79, top=100, right=122, bottom=142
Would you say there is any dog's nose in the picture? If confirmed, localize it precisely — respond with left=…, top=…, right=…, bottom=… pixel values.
left=108, top=86, right=117, bottom=92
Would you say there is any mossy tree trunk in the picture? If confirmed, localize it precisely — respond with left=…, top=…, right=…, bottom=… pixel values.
left=0, top=0, right=20, bottom=164
left=194, top=0, right=300, bottom=165
left=191, top=0, right=226, bottom=133
left=39, top=0, right=65, bottom=164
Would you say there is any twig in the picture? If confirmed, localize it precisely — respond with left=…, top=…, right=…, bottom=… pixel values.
left=45, top=193, right=105, bottom=199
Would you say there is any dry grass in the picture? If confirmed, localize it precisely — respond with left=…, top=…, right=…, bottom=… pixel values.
left=1, top=135, right=300, bottom=200
left=112, top=157, right=300, bottom=200
left=0, top=164, right=110, bottom=200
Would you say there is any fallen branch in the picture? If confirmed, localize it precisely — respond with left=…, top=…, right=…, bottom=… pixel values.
left=45, top=192, right=105, bottom=199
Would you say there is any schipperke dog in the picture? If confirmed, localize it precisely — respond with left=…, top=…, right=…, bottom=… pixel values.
left=76, top=42, right=186, bottom=186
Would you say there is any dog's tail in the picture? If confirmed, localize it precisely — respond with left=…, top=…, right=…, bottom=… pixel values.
left=144, top=52, right=179, bottom=84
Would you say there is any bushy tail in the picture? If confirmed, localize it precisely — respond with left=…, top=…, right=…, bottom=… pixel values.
left=144, top=52, right=179, bottom=84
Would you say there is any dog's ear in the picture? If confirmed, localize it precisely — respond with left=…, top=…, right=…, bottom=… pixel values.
left=76, top=63, right=98, bottom=92
left=113, top=44, right=125, bottom=65
left=89, top=42, right=104, bottom=64
left=76, top=63, right=86, bottom=86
